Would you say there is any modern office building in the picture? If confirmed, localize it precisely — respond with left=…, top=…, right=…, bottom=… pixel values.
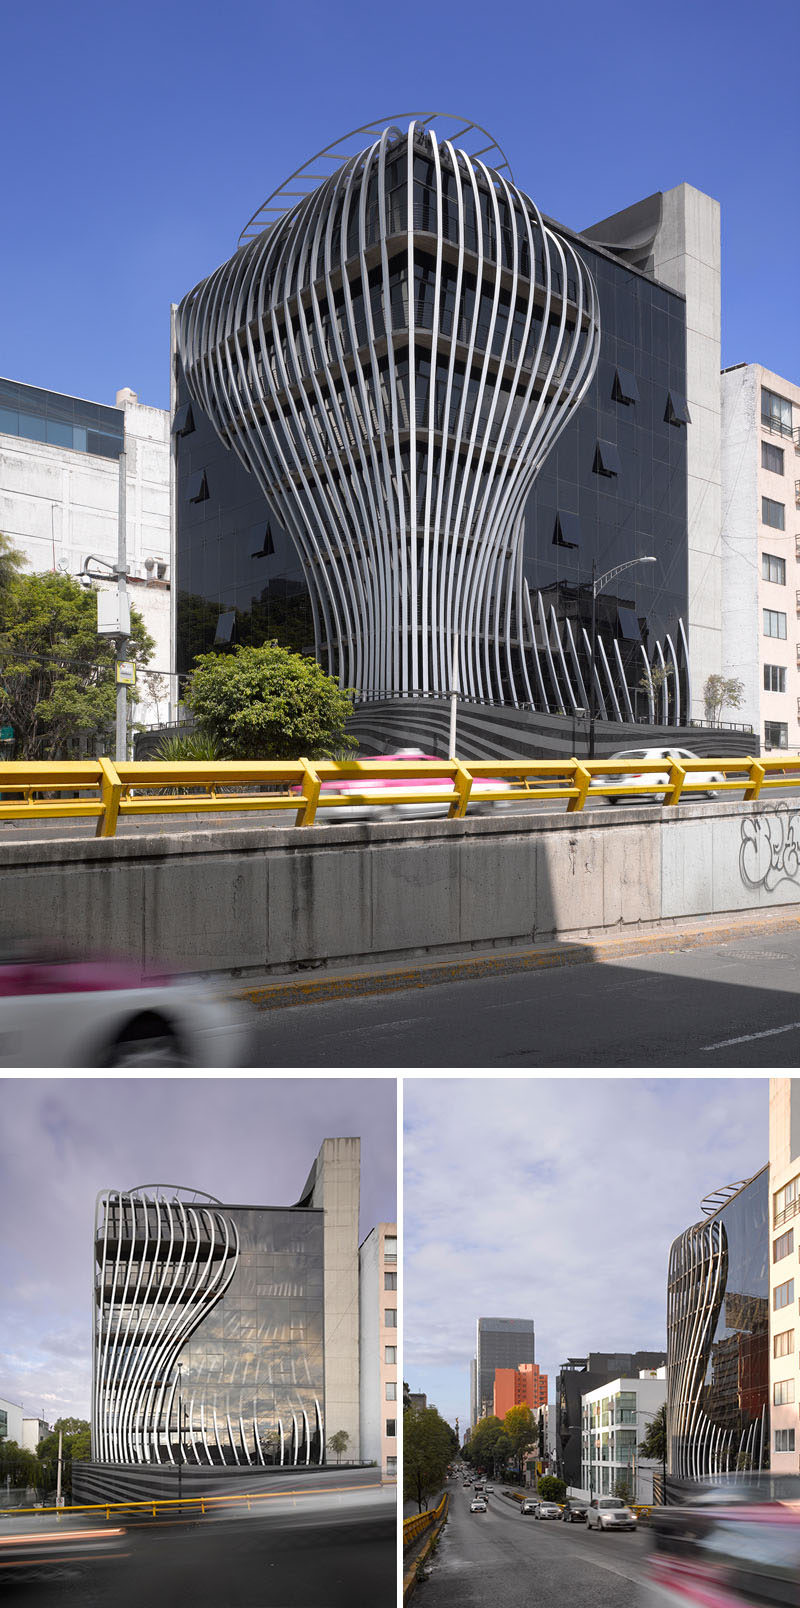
left=721, top=364, right=800, bottom=752
left=0, top=377, right=172, bottom=726
left=475, top=1317, right=536, bottom=1424
left=555, top=1351, right=667, bottom=1489
left=581, top=1370, right=666, bottom=1503
left=769, top=1080, right=800, bottom=1472
left=667, top=1171, right=769, bottom=1481
left=86, top=1138, right=361, bottom=1498
left=172, top=115, right=730, bottom=757
left=359, top=1222, right=398, bottom=1475
left=492, top=1361, right=547, bottom=1419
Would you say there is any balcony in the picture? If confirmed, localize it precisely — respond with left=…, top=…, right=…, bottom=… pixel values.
left=762, top=414, right=795, bottom=441
left=775, top=1194, right=800, bottom=1228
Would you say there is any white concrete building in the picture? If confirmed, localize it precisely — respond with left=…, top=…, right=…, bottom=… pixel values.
left=359, top=1222, right=398, bottom=1476
left=721, top=365, right=800, bottom=750
left=0, top=377, right=172, bottom=728
left=300, top=1137, right=362, bottom=1463
left=0, top=1397, right=24, bottom=1446
left=769, top=1080, right=800, bottom=1471
left=581, top=1371, right=666, bottom=1503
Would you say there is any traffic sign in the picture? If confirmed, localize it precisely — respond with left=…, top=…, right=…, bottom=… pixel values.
left=116, top=662, right=136, bottom=686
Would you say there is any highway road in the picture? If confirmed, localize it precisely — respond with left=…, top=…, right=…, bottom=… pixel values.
left=250, top=924, right=800, bottom=1067
left=416, top=1485, right=649, bottom=1607
left=0, top=1480, right=395, bottom=1606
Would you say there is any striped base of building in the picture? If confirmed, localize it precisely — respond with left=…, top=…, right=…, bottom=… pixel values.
left=72, top=1460, right=348, bottom=1505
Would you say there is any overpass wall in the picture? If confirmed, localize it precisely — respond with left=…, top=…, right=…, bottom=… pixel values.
left=0, top=800, right=797, bottom=978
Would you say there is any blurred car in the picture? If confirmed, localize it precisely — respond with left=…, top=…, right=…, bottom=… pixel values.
left=0, top=1515, right=127, bottom=1579
left=562, top=1499, right=588, bottom=1523
left=299, top=751, right=509, bottom=821
left=592, top=748, right=725, bottom=805
left=645, top=1497, right=800, bottom=1606
left=484, top=1484, right=495, bottom=1494
left=520, top=1498, right=539, bottom=1515
left=536, top=1502, right=562, bottom=1520
left=586, top=1497, right=637, bottom=1531
left=0, top=943, right=251, bottom=1067
left=470, top=1498, right=487, bottom=1514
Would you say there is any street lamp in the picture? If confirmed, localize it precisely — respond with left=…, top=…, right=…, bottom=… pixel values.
left=176, top=1361, right=183, bottom=1513
left=588, top=556, right=657, bottom=759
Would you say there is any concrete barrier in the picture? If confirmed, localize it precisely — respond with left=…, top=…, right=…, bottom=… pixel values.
left=2, top=798, right=799, bottom=979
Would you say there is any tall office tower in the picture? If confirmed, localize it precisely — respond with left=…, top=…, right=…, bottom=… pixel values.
left=476, top=1318, right=535, bottom=1422
left=469, top=1357, right=477, bottom=1429
left=769, top=1080, right=800, bottom=1472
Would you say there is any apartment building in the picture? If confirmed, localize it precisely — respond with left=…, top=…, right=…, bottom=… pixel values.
left=769, top=1080, right=800, bottom=1471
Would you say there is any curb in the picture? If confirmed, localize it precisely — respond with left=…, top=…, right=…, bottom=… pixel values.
left=235, top=909, right=800, bottom=1012
left=403, top=1495, right=449, bottom=1603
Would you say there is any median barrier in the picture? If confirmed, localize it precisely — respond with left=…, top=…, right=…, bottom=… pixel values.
left=0, top=754, right=797, bottom=836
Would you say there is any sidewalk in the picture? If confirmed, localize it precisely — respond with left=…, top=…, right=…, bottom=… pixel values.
left=236, top=908, right=800, bottom=1011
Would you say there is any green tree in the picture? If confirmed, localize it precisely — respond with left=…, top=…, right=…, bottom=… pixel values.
left=35, top=1418, right=92, bottom=1496
left=404, top=1406, right=458, bottom=1513
left=0, top=1439, right=44, bottom=1491
left=614, top=1475, right=633, bottom=1503
left=326, top=1429, right=350, bottom=1464
left=537, top=1474, right=566, bottom=1502
left=703, top=673, right=745, bottom=726
left=184, top=642, right=357, bottom=761
left=638, top=1402, right=666, bottom=1463
left=0, top=572, right=153, bottom=759
left=465, top=1414, right=503, bottom=1476
left=0, top=531, right=22, bottom=595
left=502, top=1405, right=537, bottom=1476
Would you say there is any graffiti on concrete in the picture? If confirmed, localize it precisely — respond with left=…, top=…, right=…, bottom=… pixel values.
left=740, top=805, right=800, bottom=893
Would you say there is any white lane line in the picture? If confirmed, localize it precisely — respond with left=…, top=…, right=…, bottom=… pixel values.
left=701, top=1021, right=800, bottom=1052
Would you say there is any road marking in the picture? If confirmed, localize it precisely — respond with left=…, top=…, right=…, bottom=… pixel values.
left=701, top=1021, right=800, bottom=1052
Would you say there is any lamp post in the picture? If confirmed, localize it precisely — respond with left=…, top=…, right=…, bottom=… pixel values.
left=80, top=448, right=130, bottom=762
left=176, top=1361, right=183, bottom=1513
left=588, top=556, right=657, bottom=759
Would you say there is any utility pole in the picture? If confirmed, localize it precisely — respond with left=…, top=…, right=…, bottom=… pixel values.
left=116, top=451, right=128, bottom=763
left=448, top=639, right=459, bottom=759
left=177, top=1361, right=183, bottom=1514
left=55, top=1427, right=64, bottom=1509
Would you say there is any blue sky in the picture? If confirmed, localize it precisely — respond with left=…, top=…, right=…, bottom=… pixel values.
left=404, top=1077, right=767, bottom=1435
left=2, top=0, right=796, bottom=413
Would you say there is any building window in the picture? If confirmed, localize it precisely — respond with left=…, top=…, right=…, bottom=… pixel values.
left=187, top=469, right=209, bottom=503
left=762, top=553, right=786, bottom=585
left=765, top=721, right=789, bottom=749
left=172, top=402, right=195, bottom=437
left=774, top=1329, right=794, bottom=1358
left=775, top=1177, right=800, bottom=1223
left=775, top=1428, right=796, bottom=1453
left=613, top=368, right=639, bottom=405
left=762, top=441, right=784, bottom=475
left=762, top=388, right=793, bottom=438
left=764, top=664, right=786, bottom=693
left=666, top=391, right=691, bottom=426
left=386, top=1382, right=397, bottom=1400
left=386, top=1419, right=396, bottom=1437
left=385, top=1309, right=397, bottom=1327
left=384, top=1236, right=397, bottom=1263
left=384, top=1272, right=397, bottom=1290
left=774, top=1278, right=794, bottom=1310
left=774, top=1229, right=794, bottom=1261
left=594, top=440, right=622, bottom=477
left=385, top=1346, right=396, bottom=1364
left=763, top=610, right=787, bottom=639
left=774, top=1379, right=795, bottom=1406
left=762, top=497, right=786, bottom=530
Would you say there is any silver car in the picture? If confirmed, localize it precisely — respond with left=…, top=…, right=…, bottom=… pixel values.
left=536, top=1502, right=562, bottom=1520
left=593, top=747, right=724, bottom=805
left=586, top=1497, right=637, bottom=1531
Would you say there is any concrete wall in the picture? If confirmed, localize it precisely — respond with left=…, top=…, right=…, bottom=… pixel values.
left=302, top=1139, right=361, bottom=1465
left=1, top=800, right=800, bottom=979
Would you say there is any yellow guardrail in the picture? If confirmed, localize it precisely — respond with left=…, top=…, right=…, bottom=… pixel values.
left=0, top=755, right=798, bottom=837
left=403, top=1490, right=448, bottom=1548
left=0, top=1477, right=384, bottom=1522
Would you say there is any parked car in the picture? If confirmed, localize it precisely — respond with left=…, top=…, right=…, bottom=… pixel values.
left=536, top=1502, right=562, bottom=1520
left=592, top=747, right=725, bottom=805
left=470, top=1497, right=487, bottom=1514
left=586, top=1497, right=637, bottom=1531
left=562, top=1500, right=588, bottom=1523
left=520, top=1498, right=539, bottom=1515
left=0, top=942, right=251, bottom=1067
left=644, top=1497, right=800, bottom=1606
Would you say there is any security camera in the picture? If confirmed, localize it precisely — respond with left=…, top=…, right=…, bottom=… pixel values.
left=79, top=573, right=93, bottom=590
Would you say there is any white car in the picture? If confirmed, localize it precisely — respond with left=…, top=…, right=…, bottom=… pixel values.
left=593, top=747, right=725, bottom=805
left=535, top=1502, right=562, bottom=1520
left=470, top=1497, right=487, bottom=1514
left=586, top=1497, right=637, bottom=1531
left=0, top=945, right=251, bottom=1066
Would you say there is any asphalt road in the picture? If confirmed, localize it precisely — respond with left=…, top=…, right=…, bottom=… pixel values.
left=417, top=1486, right=649, bottom=1607
left=0, top=1482, right=395, bottom=1606
left=248, top=925, right=800, bottom=1067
